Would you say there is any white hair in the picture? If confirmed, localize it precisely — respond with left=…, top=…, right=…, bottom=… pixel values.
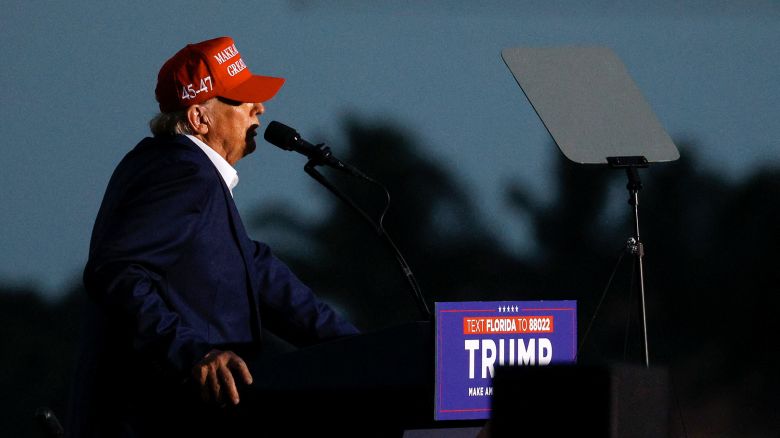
left=149, top=110, right=193, bottom=137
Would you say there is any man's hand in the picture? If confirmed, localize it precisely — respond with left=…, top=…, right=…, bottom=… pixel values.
left=192, top=349, right=253, bottom=406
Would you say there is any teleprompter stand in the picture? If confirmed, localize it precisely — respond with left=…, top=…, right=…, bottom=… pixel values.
left=501, top=47, right=679, bottom=366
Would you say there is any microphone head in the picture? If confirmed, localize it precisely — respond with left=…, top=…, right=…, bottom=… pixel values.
left=264, top=121, right=298, bottom=151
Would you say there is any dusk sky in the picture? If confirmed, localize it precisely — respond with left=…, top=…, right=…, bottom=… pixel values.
left=1, top=1, right=778, bottom=298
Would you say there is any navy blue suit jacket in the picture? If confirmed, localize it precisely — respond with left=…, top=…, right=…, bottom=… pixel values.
left=70, top=135, right=357, bottom=436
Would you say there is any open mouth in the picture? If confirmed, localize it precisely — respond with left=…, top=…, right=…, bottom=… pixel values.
left=244, top=125, right=259, bottom=155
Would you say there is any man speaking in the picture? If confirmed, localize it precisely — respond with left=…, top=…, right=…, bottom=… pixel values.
left=69, top=36, right=358, bottom=437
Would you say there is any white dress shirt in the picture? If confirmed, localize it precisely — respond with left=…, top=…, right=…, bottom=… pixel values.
left=186, top=134, right=239, bottom=197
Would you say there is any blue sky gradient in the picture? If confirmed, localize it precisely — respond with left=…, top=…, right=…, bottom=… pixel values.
left=1, top=1, right=778, bottom=297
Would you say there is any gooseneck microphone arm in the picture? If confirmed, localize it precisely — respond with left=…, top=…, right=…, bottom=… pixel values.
left=303, top=163, right=431, bottom=320
left=264, top=121, right=431, bottom=321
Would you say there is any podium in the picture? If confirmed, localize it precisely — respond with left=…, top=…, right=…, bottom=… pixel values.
left=491, top=365, right=670, bottom=437
left=237, top=322, right=443, bottom=434
left=227, top=322, right=669, bottom=436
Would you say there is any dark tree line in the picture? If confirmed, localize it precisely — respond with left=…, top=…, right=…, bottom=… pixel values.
left=0, top=283, right=84, bottom=437
left=249, top=117, right=779, bottom=435
left=1, top=118, right=777, bottom=435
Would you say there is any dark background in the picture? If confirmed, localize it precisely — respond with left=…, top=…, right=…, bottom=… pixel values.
left=2, top=118, right=778, bottom=436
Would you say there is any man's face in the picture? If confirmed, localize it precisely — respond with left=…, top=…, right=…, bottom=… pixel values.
left=202, top=98, right=265, bottom=165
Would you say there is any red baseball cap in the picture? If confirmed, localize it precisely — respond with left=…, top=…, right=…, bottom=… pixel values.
left=155, top=36, right=285, bottom=112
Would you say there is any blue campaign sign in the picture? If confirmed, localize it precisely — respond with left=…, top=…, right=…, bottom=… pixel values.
left=434, top=300, right=577, bottom=421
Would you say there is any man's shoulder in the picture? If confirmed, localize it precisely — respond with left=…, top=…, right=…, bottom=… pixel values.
left=117, top=135, right=210, bottom=173
left=132, top=135, right=206, bottom=162
left=109, top=135, right=217, bottom=191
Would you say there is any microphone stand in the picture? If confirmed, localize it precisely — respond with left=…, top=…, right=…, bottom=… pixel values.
left=302, top=146, right=432, bottom=321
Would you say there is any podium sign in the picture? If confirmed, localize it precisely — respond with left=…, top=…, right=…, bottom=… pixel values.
left=434, top=301, right=577, bottom=420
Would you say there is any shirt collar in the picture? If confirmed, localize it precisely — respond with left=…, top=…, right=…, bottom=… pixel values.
left=185, top=135, right=239, bottom=196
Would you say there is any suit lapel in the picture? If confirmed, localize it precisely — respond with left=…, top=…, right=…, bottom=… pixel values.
left=176, top=135, right=263, bottom=341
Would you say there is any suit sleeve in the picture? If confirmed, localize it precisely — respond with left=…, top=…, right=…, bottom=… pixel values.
left=84, top=157, right=213, bottom=376
left=251, top=241, right=360, bottom=346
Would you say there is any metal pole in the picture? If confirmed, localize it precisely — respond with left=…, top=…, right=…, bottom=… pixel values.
left=627, top=167, right=650, bottom=367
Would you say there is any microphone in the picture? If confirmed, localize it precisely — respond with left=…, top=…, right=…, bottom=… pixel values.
left=264, top=121, right=348, bottom=171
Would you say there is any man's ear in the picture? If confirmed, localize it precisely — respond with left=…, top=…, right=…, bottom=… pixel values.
left=186, top=104, right=210, bottom=135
